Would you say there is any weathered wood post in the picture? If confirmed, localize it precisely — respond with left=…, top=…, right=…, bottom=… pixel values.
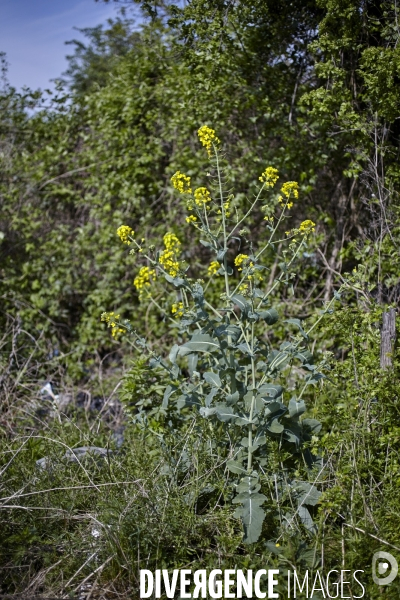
left=380, top=308, right=396, bottom=369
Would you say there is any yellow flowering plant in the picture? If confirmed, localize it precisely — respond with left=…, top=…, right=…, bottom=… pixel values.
left=104, top=127, right=343, bottom=545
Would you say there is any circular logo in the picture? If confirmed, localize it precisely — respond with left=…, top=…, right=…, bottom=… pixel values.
left=372, top=551, right=398, bottom=586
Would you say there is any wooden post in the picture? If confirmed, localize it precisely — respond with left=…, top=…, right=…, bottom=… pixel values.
left=380, top=308, right=396, bottom=369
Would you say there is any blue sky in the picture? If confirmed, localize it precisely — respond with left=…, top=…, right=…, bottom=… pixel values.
left=0, top=0, right=118, bottom=91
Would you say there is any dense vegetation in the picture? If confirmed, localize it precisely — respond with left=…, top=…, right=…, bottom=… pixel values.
left=0, top=0, right=399, bottom=597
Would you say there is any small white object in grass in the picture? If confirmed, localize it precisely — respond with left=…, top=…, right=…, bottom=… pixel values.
left=40, top=382, right=59, bottom=402
left=91, top=528, right=101, bottom=538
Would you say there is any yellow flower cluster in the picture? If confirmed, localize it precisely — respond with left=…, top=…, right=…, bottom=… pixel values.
left=259, top=166, right=279, bottom=187
left=278, top=194, right=293, bottom=210
left=208, top=261, right=220, bottom=276
left=186, top=215, right=197, bottom=224
left=117, top=225, right=134, bottom=245
left=171, top=302, right=184, bottom=317
left=223, top=200, right=231, bottom=217
left=281, top=181, right=299, bottom=199
left=171, top=171, right=192, bottom=194
left=134, top=266, right=156, bottom=293
left=194, top=187, right=211, bottom=206
left=234, top=253, right=253, bottom=271
left=197, top=125, right=220, bottom=156
left=299, top=219, right=316, bottom=235
left=101, top=312, right=124, bottom=338
left=159, top=232, right=181, bottom=277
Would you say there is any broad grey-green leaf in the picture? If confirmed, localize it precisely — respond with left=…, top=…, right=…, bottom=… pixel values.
left=203, top=371, right=221, bottom=388
left=296, top=349, right=314, bottom=364
left=188, top=353, right=198, bottom=376
left=289, top=397, right=306, bottom=418
left=226, top=391, right=240, bottom=404
left=171, top=364, right=180, bottom=378
left=192, top=283, right=204, bottom=306
left=224, top=325, right=242, bottom=342
left=230, top=294, right=250, bottom=314
left=162, top=385, right=177, bottom=409
left=269, top=350, right=290, bottom=371
left=252, top=434, right=267, bottom=449
left=199, top=406, right=217, bottom=418
left=297, top=505, right=316, bottom=533
left=205, top=387, right=218, bottom=406
left=248, top=312, right=259, bottom=322
left=284, top=318, right=308, bottom=339
left=177, top=393, right=200, bottom=410
left=259, top=308, right=279, bottom=325
left=305, top=372, right=325, bottom=385
left=256, top=360, right=268, bottom=372
left=258, top=383, right=283, bottom=399
left=164, top=274, right=187, bottom=288
left=217, top=248, right=227, bottom=262
left=169, top=344, right=180, bottom=364
left=264, top=401, right=286, bottom=416
left=265, top=541, right=282, bottom=555
left=237, top=342, right=254, bottom=357
left=179, top=333, right=220, bottom=355
left=232, top=476, right=267, bottom=544
left=227, top=459, right=247, bottom=475
left=215, top=404, right=242, bottom=422
left=295, top=482, right=322, bottom=507
left=302, top=418, right=322, bottom=434
left=283, top=423, right=301, bottom=446
left=267, top=418, right=284, bottom=434
left=235, top=415, right=256, bottom=427
left=149, top=356, right=162, bottom=369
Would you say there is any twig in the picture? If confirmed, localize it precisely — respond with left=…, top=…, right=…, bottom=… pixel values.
left=0, top=480, right=141, bottom=504
left=72, top=554, right=116, bottom=593
left=342, top=522, right=400, bottom=552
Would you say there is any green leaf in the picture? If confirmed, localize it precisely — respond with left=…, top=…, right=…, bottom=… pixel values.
left=266, top=418, right=284, bottom=434
left=288, top=397, right=307, bottom=418
left=232, top=476, right=267, bottom=544
left=230, top=294, right=250, bottom=315
left=169, top=344, right=180, bottom=364
left=226, top=391, right=240, bottom=404
left=265, top=541, right=282, bottom=555
left=294, top=482, right=322, bottom=507
left=236, top=342, right=254, bottom=357
left=217, top=248, right=227, bottom=262
left=224, top=325, right=242, bottom=342
left=162, top=384, right=177, bottom=409
left=188, top=353, right=198, bottom=376
left=268, top=350, right=290, bottom=372
left=215, top=404, right=243, bottom=422
left=192, top=282, right=205, bottom=306
left=284, top=318, right=308, bottom=339
left=283, top=427, right=301, bottom=445
left=179, top=333, right=220, bottom=355
left=297, top=505, right=316, bottom=533
left=257, top=383, right=283, bottom=399
left=295, top=349, right=314, bottom=364
left=264, top=401, right=286, bottom=416
left=205, top=387, right=218, bottom=406
left=164, top=274, right=187, bottom=288
left=259, top=308, right=279, bottom=324
left=199, top=406, right=216, bottom=417
left=203, top=371, right=221, bottom=388
left=302, top=418, right=322, bottom=434
left=227, top=459, right=248, bottom=475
